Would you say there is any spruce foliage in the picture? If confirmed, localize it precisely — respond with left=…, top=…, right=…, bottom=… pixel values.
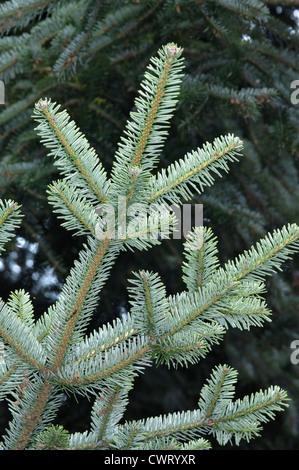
left=0, top=43, right=298, bottom=450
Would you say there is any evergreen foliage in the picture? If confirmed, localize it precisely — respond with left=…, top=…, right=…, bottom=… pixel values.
left=1, top=0, right=299, bottom=450
left=0, top=43, right=298, bottom=450
left=1, top=1, right=298, bottom=240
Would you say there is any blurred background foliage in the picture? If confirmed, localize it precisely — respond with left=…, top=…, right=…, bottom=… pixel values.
left=0, top=0, right=298, bottom=449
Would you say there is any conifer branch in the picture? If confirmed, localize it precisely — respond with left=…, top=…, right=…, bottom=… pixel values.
left=90, top=384, right=132, bottom=445
left=11, top=381, right=53, bottom=450
left=225, top=223, right=299, bottom=282
left=0, top=300, right=47, bottom=370
left=115, top=364, right=288, bottom=447
left=263, top=0, right=299, bottom=4
left=51, top=336, right=151, bottom=393
left=215, top=0, right=270, bottom=21
left=35, top=425, right=70, bottom=450
left=0, top=0, right=55, bottom=34
left=52, top=0, right=102, bottom=78
left=128, top=270, right=170, bottom=336
left=167, top=223, right=299, bottom=337
left=182, top=227, right=220, bottom=291
left=0, top=361, right=25, bottom=401
left=47, top=180, right=100, bottom=238
left=0, top=199, right=22, bottom=253
left=44, top=236, right=116, bottom=368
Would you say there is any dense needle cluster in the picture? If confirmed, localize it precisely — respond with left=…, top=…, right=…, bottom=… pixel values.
left=0, top=43, right=298, bottom=450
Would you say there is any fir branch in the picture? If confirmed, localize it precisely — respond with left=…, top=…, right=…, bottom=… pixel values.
left=205, top=387, right=289, bottom=445
left=128, top=270, right=170, bottom=336
left=49, top=335, right=151, bottom=394
left=7, top=289, right=35, bottom=329
left=0, top=39, right=297, bottom=451
left=109, top=43, right=185, bottom=205
left=47, top=179, right=100, bottom=238
left=2, top=378, right=63, bottom=450
left=167, top=223, right=299, bottom=336
left=43, top=236, right=118, bottom=368
left=90, top=384, right=132, bottom=444
left=196, top=365, right=289, bottom=445
left=0, top=360, right=31, bottom=402
left=33, top=98, right=109, bottom=205
left=0, top=300, right=47, bottom=370
left=35, top=425, right=70, bottom=450
left=68, top=315, right=137, bottom=363
left=117, top=365, right=288, bottom=447
left=182, top=226, right=220, bottom=291
left=10, top=381, right=53, bottom=450
left=263, top=0, right=299, bottom=4
left=197, top=364, right=238, bottom=418
left=0, top=199, right=22, bottom=253
left=0, top=0, right=57, bottom=35
left=223, top=223, right=299, bottom=282
left=153, top=325, right=222, bottom=368
left=215, top=0, right=270, bottom=21
left=52, top=0, right=102, bottom=79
